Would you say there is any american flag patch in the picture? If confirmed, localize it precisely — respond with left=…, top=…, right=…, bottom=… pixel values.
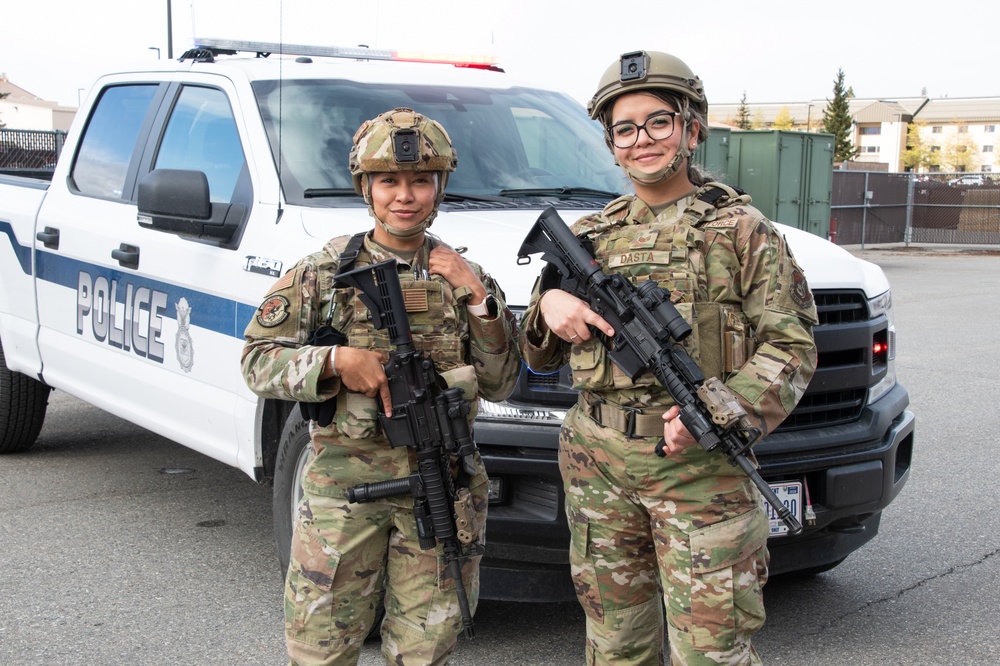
left=265, top=271, right=295, bottom=295
left=403, top=288, right=429, bottom=312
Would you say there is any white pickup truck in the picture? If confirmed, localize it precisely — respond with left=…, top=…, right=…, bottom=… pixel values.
left=0, top=39, right=915, bottom=600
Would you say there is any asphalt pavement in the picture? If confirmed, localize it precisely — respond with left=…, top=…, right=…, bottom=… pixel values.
left=1, top=245, right=999, bottom=665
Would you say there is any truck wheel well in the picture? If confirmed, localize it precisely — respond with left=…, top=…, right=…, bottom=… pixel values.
left=259, top=398, right=296, bottom=482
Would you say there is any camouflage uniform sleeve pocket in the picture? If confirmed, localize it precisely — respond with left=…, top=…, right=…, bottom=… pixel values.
left=438, top=364, right=480, bottom=418
left=687, top=508, right=768, bottom=651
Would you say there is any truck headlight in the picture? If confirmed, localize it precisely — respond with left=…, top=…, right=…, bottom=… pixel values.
left=867, top=289, right=896, bottom=405
left=477, top=398, right=567, bottom=424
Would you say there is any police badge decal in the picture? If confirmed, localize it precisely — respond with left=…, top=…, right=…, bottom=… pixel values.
left=175, top=297, right=194, bottom=372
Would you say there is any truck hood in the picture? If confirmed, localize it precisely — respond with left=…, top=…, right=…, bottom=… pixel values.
left=298, top=207, right=890, bottom=309
left=776, top=224, right=890, bottom=298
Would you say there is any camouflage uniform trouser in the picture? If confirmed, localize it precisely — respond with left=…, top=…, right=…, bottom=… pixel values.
left=284, top=487, right=486, bottom=666
left=560, top=404, right=770, bottom=666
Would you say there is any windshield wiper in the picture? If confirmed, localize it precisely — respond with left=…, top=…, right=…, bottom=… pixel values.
left=442, top=192, right=513, bottom=203
left=303, top=187, right=358, bottom=199
left=498, top=186, right=620, bottom=199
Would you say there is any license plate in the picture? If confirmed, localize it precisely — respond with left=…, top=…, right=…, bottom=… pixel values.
left=763, top=481, right=803, bottom=536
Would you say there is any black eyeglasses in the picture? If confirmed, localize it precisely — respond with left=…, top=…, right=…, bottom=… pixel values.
left=608, top=112, right=681, bottom=149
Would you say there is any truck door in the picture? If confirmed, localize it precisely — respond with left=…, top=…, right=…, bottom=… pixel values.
left=34, top=79, right=270, bottom=470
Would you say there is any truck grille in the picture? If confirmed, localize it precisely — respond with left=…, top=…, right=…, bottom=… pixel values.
left=776, top=290, right=873, bottom=432
left=814, top=290, right=869, bottom=325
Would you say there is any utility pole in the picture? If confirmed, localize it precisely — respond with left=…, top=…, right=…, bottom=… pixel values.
left=167, top=0, right=173, bottom=59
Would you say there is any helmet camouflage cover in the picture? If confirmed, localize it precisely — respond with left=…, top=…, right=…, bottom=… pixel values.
left=587, top=50, right=707, bottom=121
left=349, top=107, right=457, bottom=201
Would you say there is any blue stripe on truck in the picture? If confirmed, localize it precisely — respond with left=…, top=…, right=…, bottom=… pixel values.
left=29, top=247, right=257, bottom=340
left=0, top=220, right=33, bottom=275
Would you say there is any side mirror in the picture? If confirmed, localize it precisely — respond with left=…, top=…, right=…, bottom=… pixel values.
left=137, top=169, right=243, bottom=242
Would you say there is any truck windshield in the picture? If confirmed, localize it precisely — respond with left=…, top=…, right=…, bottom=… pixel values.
left=252, top=79, right=626, bottom=206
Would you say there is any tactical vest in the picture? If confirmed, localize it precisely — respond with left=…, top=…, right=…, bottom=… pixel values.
left=569, top=184, right=756, bottom=399
left=323, top=232, right=475, bottom=440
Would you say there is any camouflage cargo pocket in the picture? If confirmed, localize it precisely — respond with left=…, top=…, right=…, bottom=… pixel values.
left=570, top=339, right=614, bottom=391
left=567, top=510, right=605, bottom=622
left=334, top=392, right=380, bottom=440
left=687, top=507, right=768, bottom=651
left=285, top=529, right=342, bottom=645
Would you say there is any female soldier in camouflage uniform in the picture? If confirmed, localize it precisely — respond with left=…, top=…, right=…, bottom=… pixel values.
left=242, top=107, right=520, bottom=665
left=519, top=52, right=818, bottom=665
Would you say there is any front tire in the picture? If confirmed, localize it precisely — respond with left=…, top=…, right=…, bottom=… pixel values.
left=273, top=411, right=312, bottom=574
left=0, top=336, right=51, bottom=454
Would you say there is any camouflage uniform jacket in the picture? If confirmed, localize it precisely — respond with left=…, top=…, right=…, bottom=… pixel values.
left=521, top=183, right=818, bottom=437
left=242, top=231, right=520, bottom=497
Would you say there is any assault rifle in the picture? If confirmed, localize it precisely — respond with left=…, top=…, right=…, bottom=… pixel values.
left=333, top=259, right=483, bottom=638
left=517, top=207, right=802, bottom=535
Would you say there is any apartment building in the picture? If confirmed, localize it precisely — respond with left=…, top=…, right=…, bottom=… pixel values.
left=710, top=96, right=1000, bottom=173
left=0, top=74, right=76, bottom=131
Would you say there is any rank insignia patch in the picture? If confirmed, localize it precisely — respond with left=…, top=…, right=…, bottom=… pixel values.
left=256, top=295, right=291, bottom=328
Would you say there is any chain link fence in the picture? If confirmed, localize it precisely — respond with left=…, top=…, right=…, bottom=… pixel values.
left=0, top=128, right=66, bottom=174
left=831, top=171, right=1000, bottom=246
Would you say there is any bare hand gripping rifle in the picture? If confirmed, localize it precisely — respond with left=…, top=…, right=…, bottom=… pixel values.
left=517, top=207, right=802, bottom=535
left=333, top=259, right=483, bottom=638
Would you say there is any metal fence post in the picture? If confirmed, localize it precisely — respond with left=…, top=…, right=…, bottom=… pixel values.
left=861, top=172, right=869, bottom=250
left=904, top=174, right=914, bottom=246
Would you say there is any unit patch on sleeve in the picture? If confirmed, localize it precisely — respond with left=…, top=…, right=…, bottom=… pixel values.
left=790, top=269, right=813, bottom=309
left=256, top=294, right=291, bottom=328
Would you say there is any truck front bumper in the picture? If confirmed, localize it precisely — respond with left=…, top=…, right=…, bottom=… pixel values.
left=475, top=382, right=915, bottom=600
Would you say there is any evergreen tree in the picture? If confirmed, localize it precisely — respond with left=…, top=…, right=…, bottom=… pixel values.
left=822, top=68, right=859, bottom=162
left=736, top=91, right=752, bottom=130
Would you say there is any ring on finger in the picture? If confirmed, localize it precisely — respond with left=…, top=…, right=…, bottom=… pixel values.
left=569, top=334, right=578, bottom=340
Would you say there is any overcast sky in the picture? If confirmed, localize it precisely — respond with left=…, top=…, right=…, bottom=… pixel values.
left=4, top=0, right=999, bottom=110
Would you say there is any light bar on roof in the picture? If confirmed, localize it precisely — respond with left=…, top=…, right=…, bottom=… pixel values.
left=193, top=38, right=499, bottom=68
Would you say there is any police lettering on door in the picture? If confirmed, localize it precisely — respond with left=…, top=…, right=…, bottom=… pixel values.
left=76, top=271, right=167, bottom=362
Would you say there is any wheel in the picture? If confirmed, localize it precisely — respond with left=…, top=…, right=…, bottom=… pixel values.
left=0, top=336, right=51, bottom=454
left=272, top=410, right=312, bottom=575
left=271, top=410, right=385, bottom=639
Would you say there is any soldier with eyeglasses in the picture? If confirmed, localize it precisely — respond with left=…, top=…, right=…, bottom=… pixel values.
left=518, top=51, right=818, bottom=665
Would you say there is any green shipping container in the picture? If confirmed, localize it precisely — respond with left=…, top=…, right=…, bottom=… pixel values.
left=729, top=130, right=834, bottom=239
left=692, top=127, right=733, bottom=183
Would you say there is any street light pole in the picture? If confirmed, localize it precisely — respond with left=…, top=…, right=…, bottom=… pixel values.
left=167, top=0, right=173, bottom=59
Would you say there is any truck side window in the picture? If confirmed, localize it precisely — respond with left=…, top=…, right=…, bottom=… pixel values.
left=154, top=86, right=246, bottom=203
left=72, top=85, right=159, bottom=199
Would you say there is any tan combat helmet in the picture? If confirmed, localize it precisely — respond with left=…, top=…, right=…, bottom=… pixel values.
left=349, top=107, right=458, bottom=204
left=587, top=50, right=707, bottom=123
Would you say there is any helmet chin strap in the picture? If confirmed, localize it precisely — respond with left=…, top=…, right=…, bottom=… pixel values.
left=623, top=114, right=692, bottom=187
left=374, top=211, right=438, bottom=239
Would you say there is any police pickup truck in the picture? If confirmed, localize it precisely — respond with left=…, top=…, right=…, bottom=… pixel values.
left=0, top=39, right=915, bottom=601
